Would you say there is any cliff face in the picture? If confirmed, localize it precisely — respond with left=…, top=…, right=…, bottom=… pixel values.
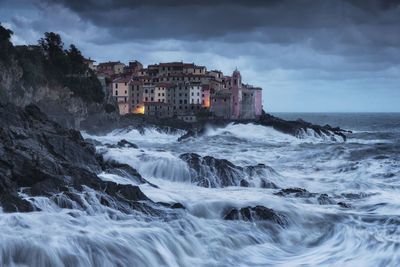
left=0, top=56, right=118, bottom=130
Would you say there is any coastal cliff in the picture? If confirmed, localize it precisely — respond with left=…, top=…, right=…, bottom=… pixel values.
left=0, top=26, right=118, bottom=130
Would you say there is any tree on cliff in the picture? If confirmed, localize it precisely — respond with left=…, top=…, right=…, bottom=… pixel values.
left=37, top=31, right=104, bottom=102
left=39, top=32, right=69, bottom=75
left=0, top=24, right=14, bottom=62
left=0, top=25, right=104, bottom=104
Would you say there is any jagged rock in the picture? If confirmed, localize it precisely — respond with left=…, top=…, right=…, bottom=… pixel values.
left=179, top=153, right=277, bottom=188
left=176, top=113, right=348, bottom=142
left=103, top=161, right=158, bottom=188
left=0, top=103, right=155, bottom=213
left=275, top=188, right=317, bottom=198
left=240, top=179, right=249, bottom=187
left=317, top=194, right=335, bottom=205
left=157, top=202, right=186, bottom=209
left=276, top=188, right=337, bottom=205
left=257, top=114, right=348, bottom=141
left=224, top=205, right=286, bottom=225
left=117, top=139, right=138, bottom=148
left=338, top=202, right=351, bottom=208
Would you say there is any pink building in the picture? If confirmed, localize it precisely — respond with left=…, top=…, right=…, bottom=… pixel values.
left=210, top=69, right=262, bottom=120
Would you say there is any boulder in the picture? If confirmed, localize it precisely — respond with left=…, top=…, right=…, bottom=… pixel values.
left=224, top=205, right=286, bottom=226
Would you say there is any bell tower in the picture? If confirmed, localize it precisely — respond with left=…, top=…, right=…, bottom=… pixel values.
left=231, top=68, right=242, bottom=119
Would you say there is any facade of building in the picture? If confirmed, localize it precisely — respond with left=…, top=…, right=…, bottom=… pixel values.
left=144, top=102, right=173, bottom=118
left=106, top=60, right=262, bottom=119
left=210, top=69, right=263, bottom=120
left=97, top=61, right=126, bottom=76
left=112, top=76, right=131, bottom=115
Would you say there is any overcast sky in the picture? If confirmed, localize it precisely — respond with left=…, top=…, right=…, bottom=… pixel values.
left=1, top=0, right=399, bottom=112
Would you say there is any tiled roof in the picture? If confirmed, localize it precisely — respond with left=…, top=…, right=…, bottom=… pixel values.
left=113, top=76, right=132, bottom=83
left=98, top=61, right=123, bottom=67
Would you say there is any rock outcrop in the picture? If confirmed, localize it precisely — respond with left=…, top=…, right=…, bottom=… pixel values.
left=0, top=103, right=151, bottom=213
left=257, top=113, right=350, bottom=141
left=179, top=153, right=278, bottom=188
left=224, top=205, right=287, bottom=225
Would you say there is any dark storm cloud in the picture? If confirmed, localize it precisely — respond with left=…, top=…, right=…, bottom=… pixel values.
left=38, top=0, right=400, bottom=58
left=2, top=0, right=400, bottom=111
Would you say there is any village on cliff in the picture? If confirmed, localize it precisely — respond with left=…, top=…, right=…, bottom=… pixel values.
left=85, top=59, right=262, bottom=122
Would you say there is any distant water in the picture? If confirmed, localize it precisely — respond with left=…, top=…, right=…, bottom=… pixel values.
left=1, top=113, right=400, bottom=266
left=273, top=112, right=400, bottom=132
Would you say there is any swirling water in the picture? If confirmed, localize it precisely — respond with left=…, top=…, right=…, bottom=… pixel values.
left=1, top=113, right=400, bottom=266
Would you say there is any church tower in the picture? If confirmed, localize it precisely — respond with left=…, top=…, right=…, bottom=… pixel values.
left=231, top=68, right=242, bottom=119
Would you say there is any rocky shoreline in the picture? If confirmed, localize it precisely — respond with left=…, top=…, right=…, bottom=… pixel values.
left=82, top=111, right=350, bottom=142
left=0, top=102, right=160, bottom=213
left=0, top=102, right=349, bottom=219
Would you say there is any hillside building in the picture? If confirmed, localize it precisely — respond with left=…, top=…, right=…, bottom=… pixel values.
left=108, top=61, right=262, bottom=120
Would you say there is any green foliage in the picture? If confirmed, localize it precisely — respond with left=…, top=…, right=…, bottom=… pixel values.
left=0, top=24, right=14, bottom=62
left=0, top=27, right=105, bottom=104
left=61, top=74, right=104, bottom=103
left=15, top=45, right=47, bottom=87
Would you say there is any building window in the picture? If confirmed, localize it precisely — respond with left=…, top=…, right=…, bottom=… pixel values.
left=191, top=92, right=194, bottom=96
left=158, top=93, right=160, bottom=96
left=151, top=97, right=154, bottom=101
left=145, top=97, right=148, bottom=101
left=151, top=90, right=154, bottom=93
left=145, top=89, right=148, bottom=93
left=184, top=100, right=187, bottom=104
left=125, top=82, right=127, bottom=86
left=115, top=83, right=118, bottom=88
left=115, top=90, right=118, bottom=95
left=125, top=90, right=127, bottom=94
left=125, top=97, right=127, bottom=102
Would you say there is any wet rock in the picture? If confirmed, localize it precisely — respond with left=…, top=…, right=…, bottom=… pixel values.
left=170, top=203, right=186, bottom=209
left=157, top=202, right=186, bottom=209
left=117, top=139, right=138, bottom=148
left=102, top=161, right=152, bottom=186
left=240, top=179, right=249, bottom=187
left=337, top=202, right=351, bottom=208
left=179, top=153, right=278, bottom=188
left=0, top=193, right=34, bottom=212
left=179, top=153, right=242, bottom=187
left=260, top=180, right=279, bottom=189
left=275, top=188, right=317, bottom=198
left=224, top=205, right=286, bottom=225
left=85, top=138, right=103, bottom=146
left=257, top=113, right=348, bottom=141
left=317, top=194, right=335, bottom=205
left=0, top=103, right=155, bottom=214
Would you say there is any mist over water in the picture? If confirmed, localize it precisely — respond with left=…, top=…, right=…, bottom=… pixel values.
left=1, top=113, right=400, bottom=266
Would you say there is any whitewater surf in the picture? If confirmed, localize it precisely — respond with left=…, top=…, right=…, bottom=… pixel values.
left=1, top=113, right=400, bottom=266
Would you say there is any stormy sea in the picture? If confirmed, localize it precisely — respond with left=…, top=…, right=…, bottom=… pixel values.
left=1, top=113, right=400, bottom=266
